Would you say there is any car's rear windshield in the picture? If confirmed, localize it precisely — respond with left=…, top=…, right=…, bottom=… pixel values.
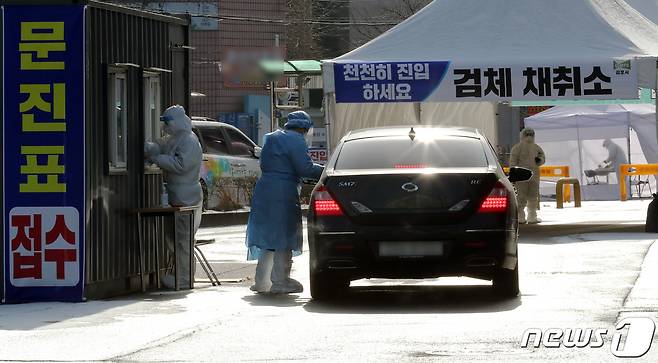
left=335, top=136, right=488, bottom=170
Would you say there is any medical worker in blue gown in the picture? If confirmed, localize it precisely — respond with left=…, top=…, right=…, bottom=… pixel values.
left=246, top=111, right=324, bottom=294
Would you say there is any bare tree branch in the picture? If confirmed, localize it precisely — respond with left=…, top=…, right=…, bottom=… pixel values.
left=349, top=0, right=430, bottom=49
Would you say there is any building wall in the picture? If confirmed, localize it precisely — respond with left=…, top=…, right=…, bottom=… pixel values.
left=107, top=0, right=287, bottom=118
left=195, top=0, right=286, bottom=117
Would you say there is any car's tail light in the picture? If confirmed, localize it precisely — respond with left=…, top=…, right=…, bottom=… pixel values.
left=478, top=181, right=508, bottom=213
left=465, top=241, right=486, bottom=248
left=313, top=186, right=343, bottom=216
left=394, top=163, right=428, bottom=169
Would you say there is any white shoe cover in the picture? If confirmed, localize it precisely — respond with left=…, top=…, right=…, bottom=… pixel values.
left=270, top=250, right=303, bottom=294
left=270, top=278, right=304, bottom=294
left=527, top=210, right=541, bottom=224
left=527, top=216, right=542, bottom=224
left=251, top=251, right=274, bottom=293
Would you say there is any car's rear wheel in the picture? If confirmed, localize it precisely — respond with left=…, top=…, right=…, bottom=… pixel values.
left=310, top=271, right=350, bottom=300
left=492, top=264, right=519, bottom=298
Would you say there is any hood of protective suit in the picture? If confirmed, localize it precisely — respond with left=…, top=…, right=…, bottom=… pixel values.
left=161, top=105, right=192, bottom=135
left=602, top=138, right=612, bottom=149
left=284, top=110, right=314, bottom=130
left=520, top=128, right=535, bottom=144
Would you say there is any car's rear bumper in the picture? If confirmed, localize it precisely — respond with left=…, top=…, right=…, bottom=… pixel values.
left=309, top=226, right=517, bottom=280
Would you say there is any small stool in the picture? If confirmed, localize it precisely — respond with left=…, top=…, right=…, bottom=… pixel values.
left=194, top=239, right=221, bottom=286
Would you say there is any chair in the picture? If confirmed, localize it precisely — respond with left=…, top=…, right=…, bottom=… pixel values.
left=631, top=175, right=652, bottom=199
left=194, top=239, right=221, bottom=286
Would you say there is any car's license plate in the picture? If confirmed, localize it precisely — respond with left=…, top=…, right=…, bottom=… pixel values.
left=378, top=241, right=444, bottom=257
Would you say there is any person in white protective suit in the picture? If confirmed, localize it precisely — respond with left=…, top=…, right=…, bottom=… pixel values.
left=510, top=128, right=545, bottom=224
left=144, top=105, right=203, bottom=289
left=601, top=138, right=630, bottom=199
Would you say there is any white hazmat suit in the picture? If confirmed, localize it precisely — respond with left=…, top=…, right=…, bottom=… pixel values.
left=145, top=105, right=203, bottom=289
left=510, top=128, right=545, bottom=224
left=602, top=138, right=630, bottom=199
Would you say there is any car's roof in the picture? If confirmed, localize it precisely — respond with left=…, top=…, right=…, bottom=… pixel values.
left=192, top=120, right=229, bottom=128
left=344, top=126, right=483, bottom=142
left=192, top=120, right=257, bottom=145
left=191, top=116, right=216, bottom=121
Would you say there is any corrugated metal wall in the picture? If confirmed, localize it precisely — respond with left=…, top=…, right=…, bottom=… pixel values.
left=85, top=3, right=189, bottom=297
left=0, top=10, right=4, bottom=300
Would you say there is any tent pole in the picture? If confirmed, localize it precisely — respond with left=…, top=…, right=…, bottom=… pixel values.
left=576, top=126, right=584, bottom=185
left=414, top=102, right=422, bottom=123
left=627, top=125, right=632, bottom=164
left=627, top=109, right=631, bottom=164
left=270, top=80, right=276, bottom=133
left=324, top=92, right=334, bottom=152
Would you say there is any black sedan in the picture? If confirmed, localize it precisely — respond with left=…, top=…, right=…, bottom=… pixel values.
left=307, top=126, right=532, bottom=300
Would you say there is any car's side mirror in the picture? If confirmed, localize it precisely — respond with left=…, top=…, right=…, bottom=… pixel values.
left=253, top=146, right=262, bottom=159
left=508, top=166, right=533, bottom=183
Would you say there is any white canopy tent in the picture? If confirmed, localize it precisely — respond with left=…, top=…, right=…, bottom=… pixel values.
left=323, top=0, right=658, bottom=150
left=324, top=101, right=498, bottom=149
left=626, top=0, right=658, bottom=25
left=525, top=104, right=658, bottom=200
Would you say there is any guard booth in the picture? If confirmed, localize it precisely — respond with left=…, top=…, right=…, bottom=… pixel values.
left=0, top=0, right=191, bottom=302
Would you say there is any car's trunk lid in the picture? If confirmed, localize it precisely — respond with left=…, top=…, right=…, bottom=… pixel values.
left=323, top=168, right=498, bottom=226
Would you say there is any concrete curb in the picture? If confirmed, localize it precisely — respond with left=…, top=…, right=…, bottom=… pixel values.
left=200, top=210, right=250, bottom=228
left=200, top=207, right=309, bottom=228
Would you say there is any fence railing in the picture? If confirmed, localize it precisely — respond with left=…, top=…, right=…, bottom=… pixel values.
left=504, top=165, right=571, bottom=202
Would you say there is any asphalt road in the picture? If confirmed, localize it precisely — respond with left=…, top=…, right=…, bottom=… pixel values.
left=123, top=222, right=658, bottom=362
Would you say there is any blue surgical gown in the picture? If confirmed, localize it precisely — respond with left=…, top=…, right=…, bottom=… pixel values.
left=246, top=129, right=324, bottom=260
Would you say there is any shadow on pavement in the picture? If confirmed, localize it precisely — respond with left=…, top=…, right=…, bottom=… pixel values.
left=303, top=285, right=522, bottom=314
left=139, top=289, right=197, bottom=302
left=242, top=293, right=309, bottom=307
left=519, top=223, right=646, bottom=243
left=0, top=289, right=195, bottom=330
left=0, top=299, right=135, bottom=330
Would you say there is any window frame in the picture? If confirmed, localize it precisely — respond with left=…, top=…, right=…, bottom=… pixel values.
left=223, top=125, right=256, bottom=157
left=143, top=72, right=162, bottom=174
left=108, top=71, right=128, bottom=173
left=198, top=125, right=231, bottom=156
left=334, top=136, right=489, bottom=170
left=192, top=127, right=206, bottom=152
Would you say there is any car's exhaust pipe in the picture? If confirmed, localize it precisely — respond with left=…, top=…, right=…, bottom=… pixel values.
left=466, top=257, right=497, bottom=267
left=328, top=260, right=357, bottom=270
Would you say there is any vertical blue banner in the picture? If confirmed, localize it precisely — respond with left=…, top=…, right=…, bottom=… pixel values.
left=3, top=5, right=85, bottom=302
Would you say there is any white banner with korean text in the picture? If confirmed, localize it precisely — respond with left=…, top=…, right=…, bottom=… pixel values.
left=332, top=59, right=638, bottom=103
